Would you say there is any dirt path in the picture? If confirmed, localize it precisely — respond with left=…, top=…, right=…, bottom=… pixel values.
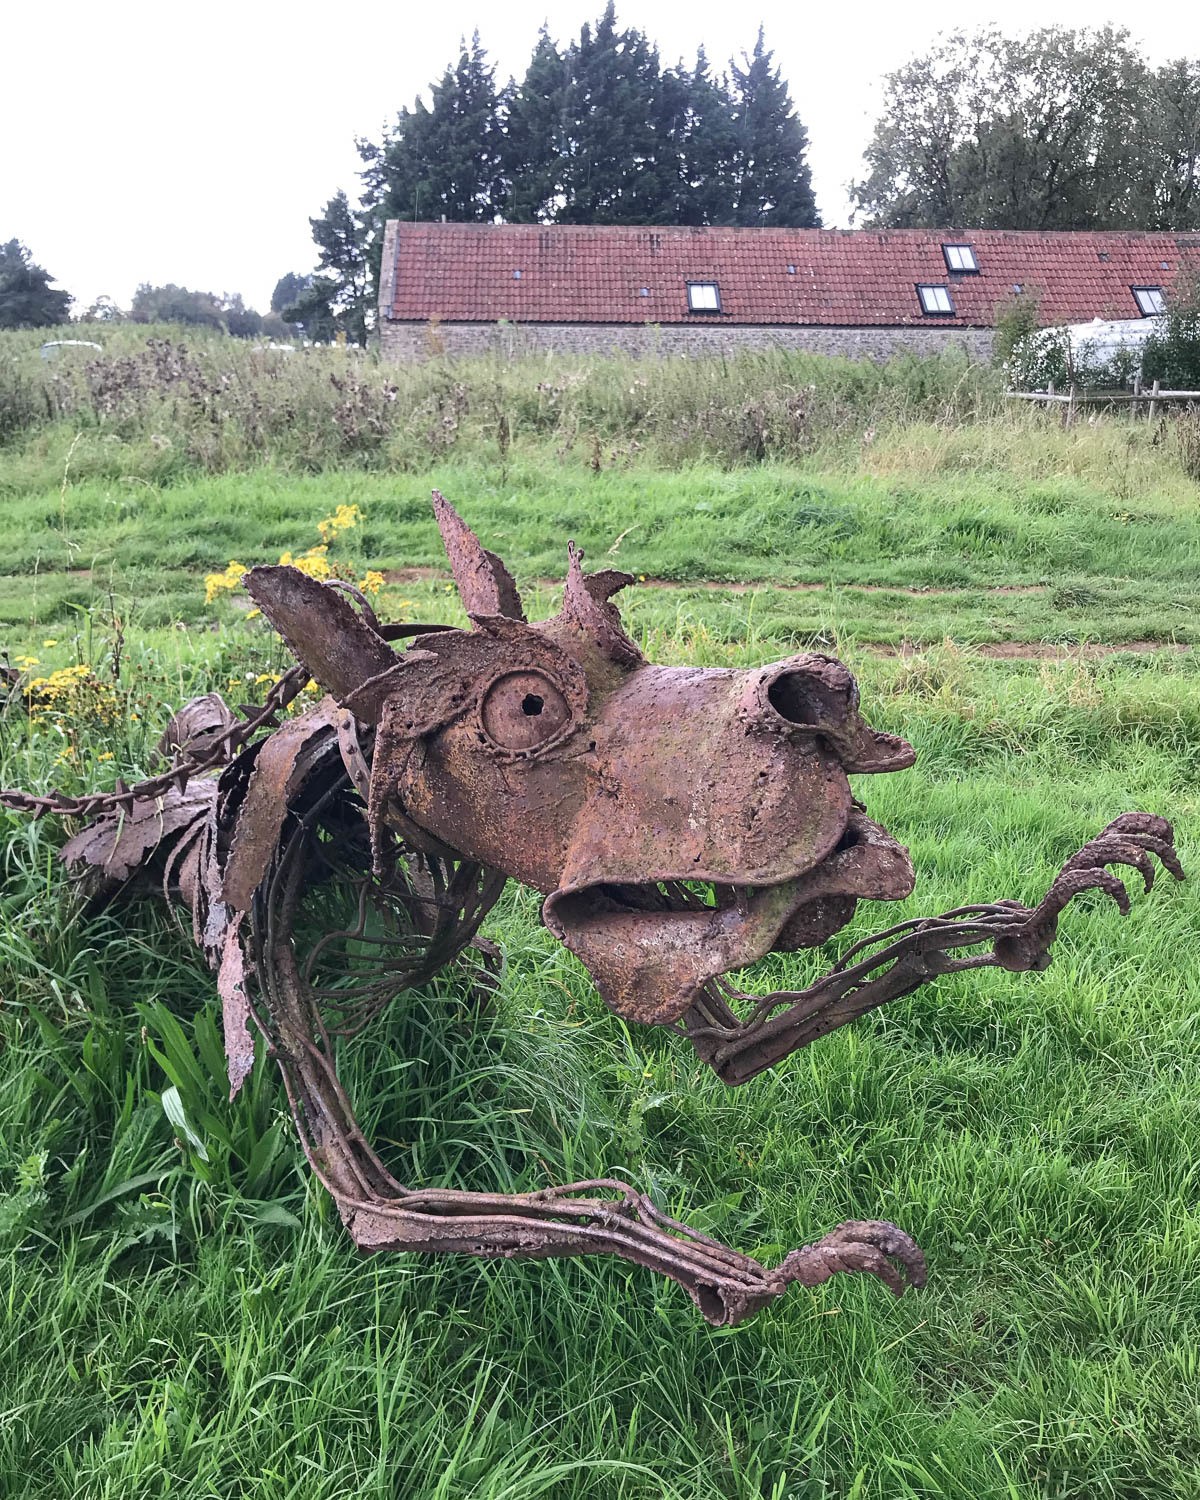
left=382, top=567, right=1048, bottom=598
left=868, top=640, right=1192, bottom=660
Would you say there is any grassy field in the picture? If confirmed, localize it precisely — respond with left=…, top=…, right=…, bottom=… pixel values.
left=3, top=337, right=1200, bottom=1498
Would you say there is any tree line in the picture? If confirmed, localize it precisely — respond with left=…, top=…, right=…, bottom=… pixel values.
left=0, top=251, right=305, bottom=339
left=5, top=17, right=1198, bottom=336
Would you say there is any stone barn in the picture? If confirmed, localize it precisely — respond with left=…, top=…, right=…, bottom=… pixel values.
left=377, top=222, right=1200, bottom=363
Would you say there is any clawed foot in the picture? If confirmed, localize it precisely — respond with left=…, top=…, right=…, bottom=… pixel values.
left=778, top=1219, right=927, bottom=1298
left=994, top=813, right=1183, bottom=972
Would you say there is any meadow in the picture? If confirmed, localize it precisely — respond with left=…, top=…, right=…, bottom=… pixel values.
left=2, top=331, right=1200, bottom=1498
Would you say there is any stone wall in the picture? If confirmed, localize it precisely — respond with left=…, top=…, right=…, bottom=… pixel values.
left=379, top=318, right=995, bottom=364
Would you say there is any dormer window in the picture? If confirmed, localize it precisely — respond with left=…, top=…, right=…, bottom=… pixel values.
left=1133, top=286, right=1166, bottom=316
left=687, top=281, right=721, bottom=313
left=917, top=284, right=955, bottom=316
left=942, top=244, right=978, bottom=273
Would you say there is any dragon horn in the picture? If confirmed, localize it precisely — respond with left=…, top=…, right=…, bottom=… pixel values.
left=432, top=490, right=525, bottom=622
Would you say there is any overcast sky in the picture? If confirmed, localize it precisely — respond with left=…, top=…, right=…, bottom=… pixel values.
left=5, top=0, right=1199, bottom=314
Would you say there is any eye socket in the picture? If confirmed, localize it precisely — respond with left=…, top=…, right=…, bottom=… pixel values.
left=480, top=671, right=572, bottom=751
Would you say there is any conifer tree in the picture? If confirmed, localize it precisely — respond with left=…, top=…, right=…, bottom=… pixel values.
left=0, top=240, right=71, bottom=328
left=557, top=4, right=678, bottom=224
left=294, top=191, right=372, bottom=344
left=728, top=29, right=819, bottom=227
left=676, top=49, right=739, bottom=225
left=503, top=27, right=570, bottom=222
left=364, top=33, right=505, bottom=226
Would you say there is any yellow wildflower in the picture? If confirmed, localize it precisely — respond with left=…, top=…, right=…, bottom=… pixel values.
left=205, top=560, right=246, bottom=605
left=97, top=751, right=114, bottom=762
left=317, top=503, right=362, bottom=544
left=291, top=545, right=332, bottom=582
left=359, top=570, right=384, bottom=596
left=25, top=664, right=119, bottom=726
left=42, top=639, right=58, bottom=648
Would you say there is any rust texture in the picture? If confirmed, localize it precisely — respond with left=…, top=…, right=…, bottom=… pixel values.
left=0, top=493, right=1184, bottom=1327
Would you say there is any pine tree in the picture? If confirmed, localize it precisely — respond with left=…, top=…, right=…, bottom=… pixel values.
left=298, top=192, right=372, bottom=344
left=728, top=29, right=819, bottom=227
left=0, top=240, right=71, bottom=328
left=503, top=27, right=570, bottom=222
left=676, top=49, right=739, bottom=225
left=557, top=5, right=678, bottom=224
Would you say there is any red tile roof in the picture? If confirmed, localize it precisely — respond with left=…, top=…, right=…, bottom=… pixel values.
left=382, top=223, right=1200, bottom=328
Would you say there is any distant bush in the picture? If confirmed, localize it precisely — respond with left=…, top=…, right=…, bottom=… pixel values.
left=993, top=290, right=1043, bottom=368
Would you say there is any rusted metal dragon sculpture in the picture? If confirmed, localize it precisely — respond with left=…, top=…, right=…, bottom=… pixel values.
left=0, top=494, right=1183, bottom=1326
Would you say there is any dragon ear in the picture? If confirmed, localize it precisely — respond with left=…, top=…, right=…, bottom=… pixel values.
left=244, top=566, right=400, bottom=700
left=555, top=542, right=644, bottom=666
left=432, top=491, right=525, bottom=622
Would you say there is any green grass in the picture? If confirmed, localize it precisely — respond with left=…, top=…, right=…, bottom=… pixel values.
left=2, top=414, right=1199, bottom=652
left=3, top=398, right=1200, bottom=1497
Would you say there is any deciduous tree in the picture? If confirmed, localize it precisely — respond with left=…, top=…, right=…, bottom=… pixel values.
left=130, top=283, right=226, bottom=328
left=851, top=27, right=1199, bottom=231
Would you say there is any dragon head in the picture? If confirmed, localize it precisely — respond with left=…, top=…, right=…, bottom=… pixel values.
left=246, top=493, right=917, bottom=1029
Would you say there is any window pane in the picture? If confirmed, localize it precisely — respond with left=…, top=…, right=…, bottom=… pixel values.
left=688, top=283, right=719, bottom=311
left=919, top=285, right=953, bottom=314
left=943, top=245, right=977, bottom=272
left=1134, top=287, right=1165, bottom=316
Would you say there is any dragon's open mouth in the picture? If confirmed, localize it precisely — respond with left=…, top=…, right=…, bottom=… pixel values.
left=544, top=809, right=916, bottom=1026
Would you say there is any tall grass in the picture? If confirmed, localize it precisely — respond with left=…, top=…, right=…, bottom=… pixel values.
left=1, top=323, right=1001, bottom=478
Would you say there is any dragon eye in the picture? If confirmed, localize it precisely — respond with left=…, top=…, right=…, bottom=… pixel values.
left=480, top=670, right=572, bottom=752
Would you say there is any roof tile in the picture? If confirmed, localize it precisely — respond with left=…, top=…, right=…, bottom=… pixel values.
left=384, top=224, right=1200, bottom=328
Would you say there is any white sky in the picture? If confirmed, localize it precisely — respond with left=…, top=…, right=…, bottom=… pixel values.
left=4, top=0, right=1198, bottom=314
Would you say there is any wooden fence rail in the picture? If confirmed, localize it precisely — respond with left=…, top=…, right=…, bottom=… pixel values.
left=1004, top=380, right=1200, bottom=424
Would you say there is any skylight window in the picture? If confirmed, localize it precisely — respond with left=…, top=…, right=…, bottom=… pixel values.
left=687, top=281, right=721, bottom=313
left=942, top=244, right=978, bottom=273
left=917, top=284, right=954, bottom=316
left=1133, top=286, right=1166, bottom=316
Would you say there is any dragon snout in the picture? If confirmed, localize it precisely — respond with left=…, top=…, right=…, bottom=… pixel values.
left=741, top=655, right=916, bottom=775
